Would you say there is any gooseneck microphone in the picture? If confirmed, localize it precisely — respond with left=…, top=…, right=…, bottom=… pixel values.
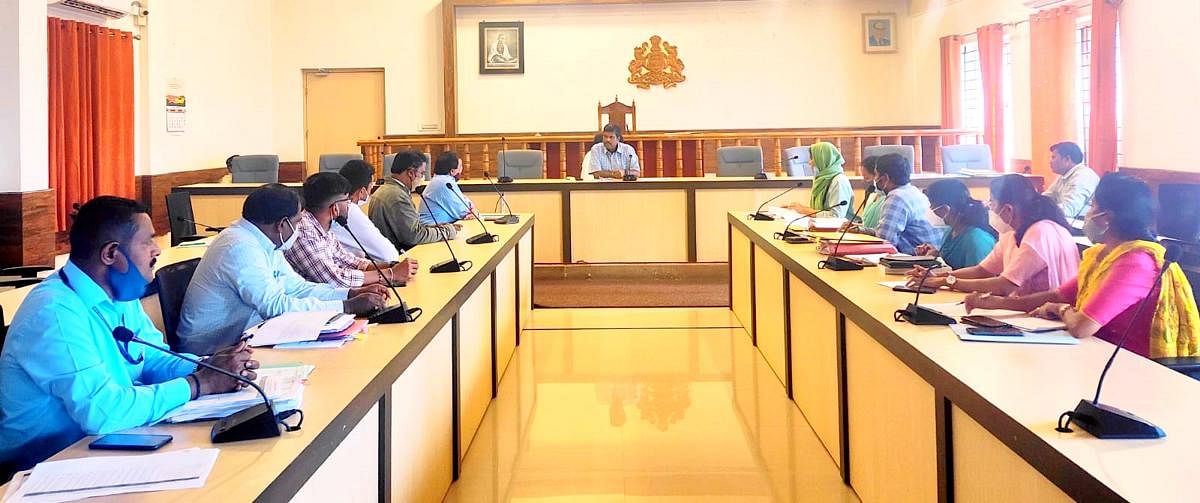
left=817, top=196, right=871, bottom=271
left=779, top=201, right=848, bottom=239
left=421, top=198, right=472, bottom=273
left=335, top=217, right=421, bottom=324
left=498, top=137, right=513, bottom=183
left=750, top=182, right=804, bottom=221
left=482, top=171, right=519, bottom=224
left=1056, top=244, right=1180, bottom=439
left=893, top=266, right=955, bottom=325
left=112, top=327, right=302, bottom=443
left=175, top=216, right=226, bottom=233
left=445, top=182, right=498, bottom=244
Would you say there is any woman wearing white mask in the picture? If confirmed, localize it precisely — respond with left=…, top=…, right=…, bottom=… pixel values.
left=332, top=159, right=402, bottom=263
left=907, top=174, right=1078, bottom=295
left=912, top=179, right=997, bottom=269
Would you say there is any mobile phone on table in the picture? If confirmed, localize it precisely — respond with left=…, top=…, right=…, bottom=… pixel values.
left=893, top=285, right=936, bottom=294
left=89, top=433, right=173, bottom=451
left=965, top=326, right=1023, bottom=337
left=961, top=315, right=1010, bottom=328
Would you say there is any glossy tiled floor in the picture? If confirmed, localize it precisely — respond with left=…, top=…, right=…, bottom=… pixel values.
left=444, top=308, right=859, bottom=502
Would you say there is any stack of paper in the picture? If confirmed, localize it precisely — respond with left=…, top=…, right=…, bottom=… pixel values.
left=2, top=448, right=219, bottom=503
left=243, top=311, right=344, bottom=347
left=949, top=324, right=1078, bottom=345
left=160, top=364, right=312, bottom=423
left=922, top=303, right=1068, bottom=332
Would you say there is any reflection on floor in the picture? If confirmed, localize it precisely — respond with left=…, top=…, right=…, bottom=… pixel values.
left=445, top=308, right=859, bottom=502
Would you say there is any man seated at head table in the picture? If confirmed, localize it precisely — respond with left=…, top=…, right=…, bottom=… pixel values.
left=418, top=151, right=476, bottom=225
left=587, top=123, right=641, bottom=179
left=284, top=172, right=418, bottom=288
left=332, top=159, right=402, bottom=263
left=369, top=149, right=461, bottom=250
left=967, top=173, right=1200, bottom=359
left=176, top=185, right=390, bottom=356
left=0, top=197, right=258, bottom=477
left=852, top=153, right=940, bottom=255
left=1042, top=141, right=1099, bottom=223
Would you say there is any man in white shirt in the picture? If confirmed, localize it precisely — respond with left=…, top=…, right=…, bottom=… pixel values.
left=579, top=134, right=603, bottom=181
left=176, top=185, right=388, bottom=355
left=334, top=160, right=402, bottom=263
left=1042, top=141, right=1099, bottom=222
left=587, top=124, right=640, bottom=179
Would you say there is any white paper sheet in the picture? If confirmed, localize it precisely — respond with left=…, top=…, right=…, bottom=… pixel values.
left=161, top=365, right=310, bottom=423
left=243, top=311, right=340, bottom=347
left=950, top=324, right=1079, bottom=345
left=922, top=303, right=1067, bottom=332
left=7, top=448, right=219, bottom=503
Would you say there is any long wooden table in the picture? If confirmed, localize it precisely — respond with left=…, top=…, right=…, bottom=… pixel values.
left=177, top=174, right=1031, bottom=265
left=728, top=212, right=1200, bottom=502
left=0, top=215, right=534, bottom=502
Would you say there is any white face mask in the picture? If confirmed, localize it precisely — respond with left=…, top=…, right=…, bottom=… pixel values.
left=989, top=208, right=1012, bottom=234
left=357, top=195, right=369, bottom=208
left=926, top=206, right=946, bottom=228
left=276, top=219, right=299, bottom=251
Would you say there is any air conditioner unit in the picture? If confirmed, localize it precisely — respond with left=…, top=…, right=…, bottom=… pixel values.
left=47, top=0, right=131, bottom=19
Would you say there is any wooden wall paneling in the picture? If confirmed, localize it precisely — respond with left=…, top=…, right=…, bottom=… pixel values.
left=675, top=140, right=684, bottom=176
left=933, top=137, right=944, bottom=173
left=635, top=140, right=645, bottom=171
left=482, top=143, right=491, bottom=178
left=661, top=140, right=678, bottom=177
left=950, top=405, right=1072, bottom=502
left=655, top=140, right=664, bottom=177
left=913, top=137, right=925, bottom=173
left=279, top=161, right=306, bottom=182
left=0, top=190, right=55, bottom=267
left=854, top=137, right=863, bottom=173
left=772, top=138, right=782, bottom=176
left=558, top=142, right=568, bottom=179
left=570, top=189, right=687, bottom=262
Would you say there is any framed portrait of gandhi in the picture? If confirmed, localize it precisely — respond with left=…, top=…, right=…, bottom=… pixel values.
left=479, top=21, right=524, bottom=74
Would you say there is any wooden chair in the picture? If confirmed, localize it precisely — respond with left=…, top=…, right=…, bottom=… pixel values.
left=597, top=96, right=637, bottom=132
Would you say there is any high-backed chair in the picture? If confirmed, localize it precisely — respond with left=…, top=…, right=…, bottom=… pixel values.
left=783, top=146, right=812, bottom=176
left=154, top=258, right=201, bottom=350
left=229, top=155, right=280, bottom=183
left=165, top=191, right=207, bottom=247
left=597, top=96, right=637, bottom=132
left=863, top=145, right=915, bottom=168
left=940, top=144, right=993, bottom=174
left=319, top=153, right=363, bottom=173
left=716, top=146, right=765, bottom=177
left=497, top=150, right=544, bottom=180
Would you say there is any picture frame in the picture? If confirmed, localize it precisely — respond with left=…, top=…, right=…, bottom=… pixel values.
left=863, top=13, right=898, bottom=53
left=479, top=21, right=524, bottom=74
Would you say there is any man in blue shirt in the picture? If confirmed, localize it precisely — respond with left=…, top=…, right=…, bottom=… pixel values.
left=419, top=151, right=476, bottom=224
left=177, top=186, right=388, bottom=355
left=857, top=153, right=941, bottom=255
left=0, top=197, right=256, bottom=476
left=587, top=123, right=641, bottom=179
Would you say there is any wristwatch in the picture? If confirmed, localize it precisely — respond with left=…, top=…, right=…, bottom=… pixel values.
left=945, top=275, right=958, bottom=287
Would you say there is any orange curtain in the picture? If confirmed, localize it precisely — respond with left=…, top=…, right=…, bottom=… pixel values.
left=48, top=18, right=134, bottom=231
left=1029, top=6, right=1077, bottom=179
left=1089, top=0, right=1121, bottom=174
left=940, top=35, right=964, bottom=147
left=976, top=24, right=1005, bottom=172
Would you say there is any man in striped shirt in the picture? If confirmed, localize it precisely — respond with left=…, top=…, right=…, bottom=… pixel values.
left=284, top=173, right=417, bottom=288
left=587, top=123, right=641, bottom=179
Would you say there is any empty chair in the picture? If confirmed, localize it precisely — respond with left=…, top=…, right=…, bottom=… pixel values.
left=783, top=146, right=813, bottom=176
left=165, top=191, right=206, bottom=247
left=863, top=145, right=915, bottom=168
left=154, top=258, right=201, bottom=350
left=497, top=150, right=544, bottom=180
left=716, top=146, right=764, bottom=177
left=229, top=155, right=280, bottom=183
left=940, top=144, right=993, bottom=174
left=319, top=153, right=363, bottom=173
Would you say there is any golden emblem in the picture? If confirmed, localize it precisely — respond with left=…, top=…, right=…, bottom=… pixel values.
left=628, top=35, right=685, bottom=89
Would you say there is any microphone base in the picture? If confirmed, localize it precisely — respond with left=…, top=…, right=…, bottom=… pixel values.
left=1068, top=399, right=1165, bottom=439
left=818, top=256, right=864, bottom=271
left=430, top=259, right=467, bottom=274
left=466, top=232, right=499, bottom=245
left=750, top=212, right=775, bottom=221
left=211, top=402, right=282, bottom=443
left=498, top=176, right=514, bottom=183
left=493, top=214, right=520, bottom=225
left=895, top=303, right=956, bottom=325
left=753, top=173, right=768, bottom=180
left=369, top=303, right=420, bottom=324
left=622, top=174, right=638, bottom=182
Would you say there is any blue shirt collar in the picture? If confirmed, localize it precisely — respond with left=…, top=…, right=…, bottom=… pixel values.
left=233, top=218, right=280, bottom=253
left=61, top=259, right=113, bottom=310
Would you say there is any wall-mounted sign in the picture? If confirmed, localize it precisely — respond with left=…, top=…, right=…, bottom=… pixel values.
left=628, top=35, right=685, bottom=90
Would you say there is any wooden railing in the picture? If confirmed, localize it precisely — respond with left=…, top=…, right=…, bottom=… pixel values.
left=358, top=128, right=983, bottom=180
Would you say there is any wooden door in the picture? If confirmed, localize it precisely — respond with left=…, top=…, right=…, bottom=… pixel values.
left=303, top=69, right=385, bottom=176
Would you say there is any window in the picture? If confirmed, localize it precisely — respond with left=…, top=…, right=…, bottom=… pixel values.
left=1077, top=22, right=1124, bottom=164
left=1002, top=32, right=1013, bottom=171
left=960, top=40, right=984, bottom=139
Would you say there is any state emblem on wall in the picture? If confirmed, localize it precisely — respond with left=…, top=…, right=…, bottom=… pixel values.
left=628, top=35, right=685, bottom=89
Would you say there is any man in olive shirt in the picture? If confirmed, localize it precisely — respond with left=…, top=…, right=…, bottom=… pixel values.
left=369, top=149, right=459, bottom=250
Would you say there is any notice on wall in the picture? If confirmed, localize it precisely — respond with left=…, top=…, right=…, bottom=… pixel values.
left=166, top=95, right=187, bottom=133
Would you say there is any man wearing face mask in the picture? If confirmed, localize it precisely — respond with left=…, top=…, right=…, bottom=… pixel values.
left=418, top=151, right=476, bottom=225
left=0, top=197, right=257, bottom=474
left=853, top=153, right=940, bottom=255
left=285, top=173, right=418, bottom=288
left=176, top=185, right=389, bottom=356
left=332, top=159, right=401, bottom=263
left=369, top=149, right=460, bottom=250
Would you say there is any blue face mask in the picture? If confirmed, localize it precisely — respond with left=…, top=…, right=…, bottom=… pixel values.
left=107, top=246, right=149, bottom=302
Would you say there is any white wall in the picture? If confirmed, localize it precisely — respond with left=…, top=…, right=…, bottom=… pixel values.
left=1119, top=0, right=1200, bottom=171
left=1, top=0, right=48, bottom=192
left=269, top=0, right=444, bottom=162
left=454, top=0, right=914, bottom=134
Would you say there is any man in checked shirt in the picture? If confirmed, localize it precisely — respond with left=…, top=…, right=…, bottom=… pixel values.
left=284, top=172, right=419, bottom=288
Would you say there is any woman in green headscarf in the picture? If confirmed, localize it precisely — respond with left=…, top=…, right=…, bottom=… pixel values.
left=786, top=142, right=854, bottom=218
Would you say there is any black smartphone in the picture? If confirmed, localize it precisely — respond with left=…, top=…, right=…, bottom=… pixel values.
left=965, top=326, right=1023, bottom=337
left=88, top=433, right=173, bottom=451
left=893, top=285, right=936, bottom=294
left=961, top=315, right=1010, bottom=328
